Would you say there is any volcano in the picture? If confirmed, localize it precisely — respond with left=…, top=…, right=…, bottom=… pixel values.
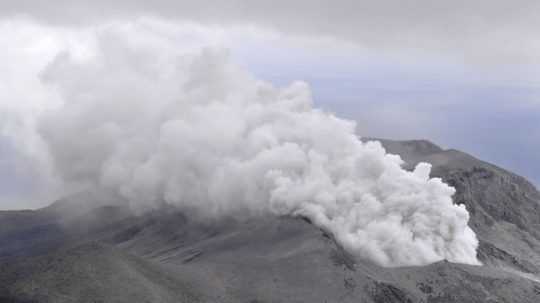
left=1, top=139, right=539, bottom=303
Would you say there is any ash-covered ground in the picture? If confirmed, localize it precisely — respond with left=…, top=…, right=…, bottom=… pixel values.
left=1, top=139, right=539, bottom=303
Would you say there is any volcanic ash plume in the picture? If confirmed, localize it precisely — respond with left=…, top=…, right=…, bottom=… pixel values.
left=25, top=30, right=479, bottom=267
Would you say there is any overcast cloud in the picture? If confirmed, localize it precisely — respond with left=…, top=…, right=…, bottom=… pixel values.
left=2, top=1, right=540, bottom=64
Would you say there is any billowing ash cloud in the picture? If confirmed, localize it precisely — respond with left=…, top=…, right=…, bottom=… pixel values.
left=13, top=26, right=479, bottom=267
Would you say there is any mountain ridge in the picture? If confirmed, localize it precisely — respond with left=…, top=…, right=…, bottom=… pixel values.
left=1, top=138, right=539, bottom=302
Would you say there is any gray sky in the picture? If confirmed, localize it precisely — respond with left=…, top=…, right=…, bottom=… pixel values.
left=3, top=1, right=540, bottom=64
left=0, top=1, right=539, bottom=209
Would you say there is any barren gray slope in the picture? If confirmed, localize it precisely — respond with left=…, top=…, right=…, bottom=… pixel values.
left=0, top=139, right=539, bottom=303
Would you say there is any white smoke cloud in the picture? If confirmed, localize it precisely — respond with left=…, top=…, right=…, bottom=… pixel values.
left=2, top=20, right=479, bottom=267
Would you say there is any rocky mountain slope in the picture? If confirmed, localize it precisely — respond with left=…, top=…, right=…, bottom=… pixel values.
left=1, top=139, right=539, bottom=303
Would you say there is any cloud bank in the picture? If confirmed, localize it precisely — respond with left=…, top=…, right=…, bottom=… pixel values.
left=0, top=22, right=480, bottom=267
left=2, top=0, right=540, bottom=64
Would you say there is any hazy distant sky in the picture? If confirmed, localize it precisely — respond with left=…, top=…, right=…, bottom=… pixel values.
left=0, top=1, right=539, bottom=209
